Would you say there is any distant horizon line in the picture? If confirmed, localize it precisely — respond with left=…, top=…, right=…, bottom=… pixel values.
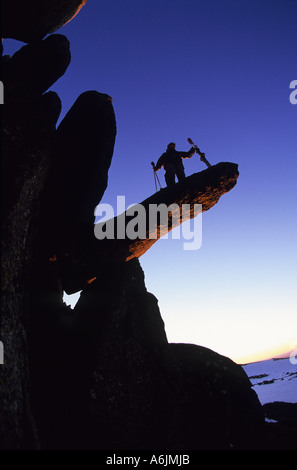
left=238, top=348, right=296, bottom=366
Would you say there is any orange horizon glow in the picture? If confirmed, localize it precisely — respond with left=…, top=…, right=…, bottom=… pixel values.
left=234, top=341, right=295, bottom=365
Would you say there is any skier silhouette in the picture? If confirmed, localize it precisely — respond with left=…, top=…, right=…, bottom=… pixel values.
left=153, top=142, right=195, bottom=187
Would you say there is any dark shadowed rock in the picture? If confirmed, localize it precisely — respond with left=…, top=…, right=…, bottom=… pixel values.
left=39, top=91, right=63, bottom=127
left=0, top=82, right=63, bottom=452
left=263, top=402, right=297, bottom=426
left=28, top=258, right=264, bottom=450
left=28, top=258, right=174, bottom=449
left=40, top=90, right=116, bottom=257
left=0, top=31, right=68, bottom=450
left=2, top=0, right=88, bottom=43
left=2, top=35, right=71, bottom=96
left=261, top=402, right=297, bottom=450
left=83, top=263, right=264, bottom=450
left=0, top=85, right=116, bottom=447
left=169, top=343, right=264, bottom=449
left=58, top=162, right=239, bottom=293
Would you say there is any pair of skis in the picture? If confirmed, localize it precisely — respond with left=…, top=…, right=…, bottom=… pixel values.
left=187, top=137, right=211, bottom=168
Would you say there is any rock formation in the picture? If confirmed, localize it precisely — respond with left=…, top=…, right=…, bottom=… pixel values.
left=2, top=34, right=71, bottom=96
left=0, top=31, right=72, bottom=450
left=40, top=90, right=116, bottom=259
left=2, top=0, right=88, bottom=43
left=98, top=161, right=239, bottom=261
left=58, top=162, right=239, bottom=294
left=2, top=0, right=290, bottom=452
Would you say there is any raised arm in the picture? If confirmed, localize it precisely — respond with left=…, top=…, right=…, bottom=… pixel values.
left=179, top=147, right=195, bottom=159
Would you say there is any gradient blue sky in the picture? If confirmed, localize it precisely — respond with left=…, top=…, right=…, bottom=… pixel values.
left=4, top=0, right=297, bottom=363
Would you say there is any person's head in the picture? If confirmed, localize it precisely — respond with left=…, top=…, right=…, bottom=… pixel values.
left=167, top=142, right=176, bottom=150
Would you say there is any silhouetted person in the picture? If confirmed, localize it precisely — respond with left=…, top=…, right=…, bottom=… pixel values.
left=154, top=142, right=195, bottom=187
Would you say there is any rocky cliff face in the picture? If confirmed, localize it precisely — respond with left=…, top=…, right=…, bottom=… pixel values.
left=1, top=0, right=269, bottom=451
left=1, top=32, right=72, bottom=449
left=27, top=258, right=264, bottom=450
left=2, top=0, right=88, bottom=43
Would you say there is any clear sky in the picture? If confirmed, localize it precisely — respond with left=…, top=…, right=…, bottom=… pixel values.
left=4, top=0, right=297, bottom=364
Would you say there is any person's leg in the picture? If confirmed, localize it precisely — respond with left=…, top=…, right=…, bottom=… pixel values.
left=176, top=165, right=186, bottom=182
left=165, top=164, right=176, bottom=187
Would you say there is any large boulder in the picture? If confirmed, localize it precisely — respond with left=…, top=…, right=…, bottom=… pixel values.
left=263, top=402, right=297, bottom=427
left=262, top=402, right=297, bottom=450
left=39, top=90, right=117, bottom=258
left=2, top=35, right=71, bottom=96
left=169, top=343, right=264, bottom=449
left=1, top=0, right=88, bottom=43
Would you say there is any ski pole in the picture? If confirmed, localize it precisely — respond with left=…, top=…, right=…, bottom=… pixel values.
left=151, top=162, right=157, bottom=191
left=153, top=170, right=157, bottom=191
left=155, top=171, right=162, bottom=189
left=151, top=162, right=162, bottom=190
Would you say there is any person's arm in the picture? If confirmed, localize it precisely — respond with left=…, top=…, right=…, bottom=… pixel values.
left=179, top=147, right=195, bottom=159
left=154, top=153, right=165, bottom=171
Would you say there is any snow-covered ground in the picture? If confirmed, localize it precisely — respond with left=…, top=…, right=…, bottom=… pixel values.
left=242, top=357, right=297, bottom=405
